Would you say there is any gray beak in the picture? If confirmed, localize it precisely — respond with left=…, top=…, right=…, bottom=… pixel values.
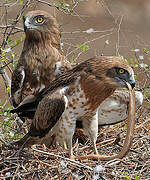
left=128, top=79, right=135, bottom=89
left=126, top=73, right=136, bottom=89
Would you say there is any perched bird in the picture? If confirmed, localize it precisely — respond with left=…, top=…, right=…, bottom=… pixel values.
left=10, top=10, right=141, bottom=128
left=10, top=56, right=135, bottom=158
left=11, top=10, right=71, bottom=107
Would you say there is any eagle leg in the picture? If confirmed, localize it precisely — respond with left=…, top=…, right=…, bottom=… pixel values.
left=92, top=141, right=99, bottom=155
left=67, top=138, right=75, bottom=160
left=82, top=113, right=99, bottom=155
left=63, top=141, right=67, bottom=150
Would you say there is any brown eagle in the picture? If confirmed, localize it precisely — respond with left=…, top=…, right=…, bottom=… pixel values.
left=10, top=56, right=135, bottom=159
left=11, top=10, right=71, bottom=107
left=11, top=10, right=142, bottom=128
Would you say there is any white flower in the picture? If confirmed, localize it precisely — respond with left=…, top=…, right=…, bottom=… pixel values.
left=139, top=55, right=144, bottom=60
left=94, top=165, right=104, bottom=172
left=72, top=173, right=80, bottom=179
left=134, top=49, right=140, bottom=52
left=61, top=42, right=64, bottom=46
left=139, top=63, right=148, bottom=68
left=92, top=174, right=99, bottom=180
left=3, top=112, right=7, bottom=116
left=86, top=28, right=94, bottom=34
left=4, top=48, right=11, bottom=53
left=4, top=118, right=9, bottom=122
left=105, top=40, right=109, bottom=44
left=9, top=131, right=14, bottom=137
left=121, top=56, right=124, bottom=60
left=60, top=160, right=67, bottom=167
left=6, top=172, right=11, bottom=177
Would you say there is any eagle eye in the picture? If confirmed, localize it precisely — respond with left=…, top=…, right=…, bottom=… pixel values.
left=118, top=68, right=125, bottom=74
left=36, top=16, right=44, bottom=23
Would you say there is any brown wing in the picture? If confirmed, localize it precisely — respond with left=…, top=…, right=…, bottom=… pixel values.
left=28, top=90, right=65, bottom=138
left=11, top=66, right=25, bottom=107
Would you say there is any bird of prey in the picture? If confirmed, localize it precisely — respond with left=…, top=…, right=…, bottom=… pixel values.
left=11, top=10, right=71, bottom=108
left=10, top=10, right=141, bottom=128
left=10, top=56, right=135, bottom=158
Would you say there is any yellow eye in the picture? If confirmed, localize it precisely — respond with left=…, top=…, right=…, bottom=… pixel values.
left=37, top=17, right=44, bottom=23
left=119, top=68, right=125, bottom=74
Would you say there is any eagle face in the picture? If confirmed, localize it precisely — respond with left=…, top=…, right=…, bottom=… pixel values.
left=23, top=10, right=58, bottom=33
left=84, top=56, right=135, bottom=94
left=106, top=66, right=135, bottom=89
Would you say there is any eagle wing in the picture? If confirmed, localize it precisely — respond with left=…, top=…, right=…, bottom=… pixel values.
left=28, top=90, right=66, bottom=139
left=12, top=90, right=66, bottom=147
left=10, top=94, right=40, bottom=119
left=11, top=66, right=25, bottom=107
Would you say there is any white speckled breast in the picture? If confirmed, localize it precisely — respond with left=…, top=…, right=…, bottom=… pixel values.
left=54, top=83, right=92, bottom=146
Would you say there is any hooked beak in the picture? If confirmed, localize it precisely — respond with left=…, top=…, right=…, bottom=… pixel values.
left=128, top=79, right=135, bottom=89
left=124, top=74, right=136, bottom=89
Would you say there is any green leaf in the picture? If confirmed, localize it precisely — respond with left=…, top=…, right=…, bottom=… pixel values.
left=58, top=2, right=62, bottom=9
left=70, top=57, right=76, bottom=63
left=77, top=44, right=81, bottom=48
left=6, top=87, right=11, bottom=93
left=59, top=32, right=62, bottom=38
left=123, top=124, right=127, bottom=130
left=135, top=175, right=140, bottom=180
left=14, top=39, right=20, bottom=45
left=7, top=37, right=12, bottom=43
left=76, top=44, right=89, bottom=52
left=143, top=48, right=148, bottom=53
left=81, top=44, right=88, bottom=52
left=120, top=172, right=131, bottom=180
left=19, top=0, right=24, bottom=5
left=68, top=9, right=73, bottom=13
left=62, top=0, right=66, bottom=8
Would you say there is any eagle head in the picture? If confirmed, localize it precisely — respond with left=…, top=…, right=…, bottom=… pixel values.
left=23, top=10, right=59, bottom=39
left=106, top=59, right=135, bottom=89
left=86, top=56, right=135, bottom=90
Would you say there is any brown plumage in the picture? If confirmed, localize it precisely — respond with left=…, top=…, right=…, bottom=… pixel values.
left=11, top=56, right=135, bottom=158
left=11, top=10, right=71, bottom=107
left=10, top=10, right=141, bottom=130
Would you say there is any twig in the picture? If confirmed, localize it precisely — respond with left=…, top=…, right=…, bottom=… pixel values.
left=116, top=15, right=124, bottom=56
left=0, top=136, right=9, bottom=146
left=31, top=146, right=93, bottom=171
left=0, top=69, right=11, bottom=98
left=66, top=31, right=115, bottom=57
left=135, top=118, right=150, bottom=130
